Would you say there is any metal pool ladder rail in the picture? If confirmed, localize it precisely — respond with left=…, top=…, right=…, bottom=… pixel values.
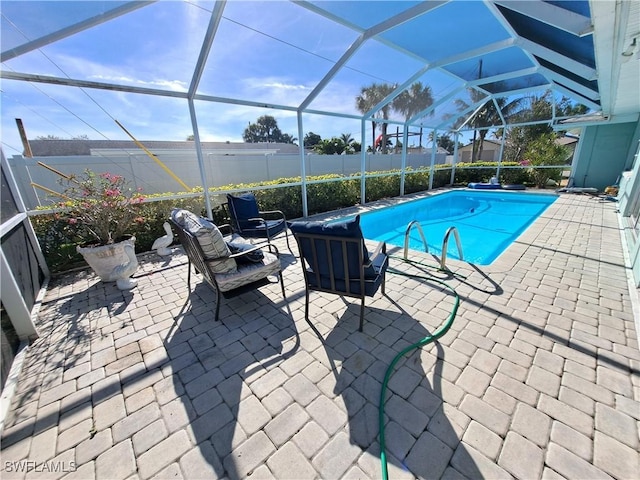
left=440, top=226, right=464, bottom=271
left=403, top=221, right=464, bottom=271
left=403, top=220, right=429, bottom=259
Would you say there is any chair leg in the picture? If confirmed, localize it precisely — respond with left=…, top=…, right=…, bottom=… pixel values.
left=214, top=289, right=221, bottom=322
left=359, top=297, right=365, bottom=332
left=304, top=289, right=310, bottom=321
left=187, top=260, right=192, bottom=290
left=382, top=274, right=386, bottom=295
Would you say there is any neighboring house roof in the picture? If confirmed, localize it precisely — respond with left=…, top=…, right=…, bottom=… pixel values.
left=27, top=140, right=301, bottom=156
left=459, top=136, right=579, bottom=151
left=556, top=136, right=579, bottom=147
left=409, top=146, right=450, bottom=154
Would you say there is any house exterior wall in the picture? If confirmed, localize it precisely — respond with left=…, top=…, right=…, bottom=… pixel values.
left=571, top=122, right=638, bottom=190
left=608, top=121, right=640, bottom=286
left=457, top=143, right=501, bottom=162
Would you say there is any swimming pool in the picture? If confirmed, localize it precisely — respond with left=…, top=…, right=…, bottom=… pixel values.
left=357, top=190, right=557, bottom=265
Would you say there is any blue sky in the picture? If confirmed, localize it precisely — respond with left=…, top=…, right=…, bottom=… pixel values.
left=2, top=0, right=578, bottom=156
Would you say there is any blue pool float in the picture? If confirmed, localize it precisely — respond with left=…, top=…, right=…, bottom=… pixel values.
left=467, top=182, right=503, bottom=189
left=467, top=182, right=526, bottom=190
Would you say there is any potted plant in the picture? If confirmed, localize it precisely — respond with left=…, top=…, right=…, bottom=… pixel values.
left=56, top=169, right=145, bottom=289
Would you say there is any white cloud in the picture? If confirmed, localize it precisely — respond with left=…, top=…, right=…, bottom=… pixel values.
left=258, top=82, right=310, bottom=91
left=88, top=75, right=187, bottom=92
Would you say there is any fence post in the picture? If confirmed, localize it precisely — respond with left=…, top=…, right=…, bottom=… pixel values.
left=360, top=119, right=367, bottom=204
left=429, top=129, right=437, bottom=190
left=451, top=132, right=459, bottom=186
left=297, top=112, right=308, bottom=217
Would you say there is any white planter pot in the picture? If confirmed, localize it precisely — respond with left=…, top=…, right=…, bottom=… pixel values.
left=77, top=236, right=138, bottom=290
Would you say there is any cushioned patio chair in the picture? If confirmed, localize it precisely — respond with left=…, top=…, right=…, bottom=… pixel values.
left=170, top=208, right=285, bottom=322
left=288, top=215, right=388, bottom=332
left=226, top=193, right=293, bottom=254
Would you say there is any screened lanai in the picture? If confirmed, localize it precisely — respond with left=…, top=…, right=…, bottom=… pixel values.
left=1, top=1, right=640, bottom=326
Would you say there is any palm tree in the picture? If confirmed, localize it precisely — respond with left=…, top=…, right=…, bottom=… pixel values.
left=393, top=82, right=434, bottom=147
left=476, top=97, right=523, bottom=161
left=340, top=133, right=353, bottom=145
left=356, top=85, right=379, bottom=152
left=355, top=83, right=395, bottom=153
left=455, top=89, right=524, bottom=162
left=427, top=131, right=442, bottom=152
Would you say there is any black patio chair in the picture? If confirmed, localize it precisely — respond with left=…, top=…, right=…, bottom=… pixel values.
left=170, top=208, right=285, bottom=322
left=288, top=215, right=388, bottom=332
left=226, top=193, right=293, bottom=255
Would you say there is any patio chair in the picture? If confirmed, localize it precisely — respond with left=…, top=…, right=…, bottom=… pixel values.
left=288, top=215, right=388, bottom=332
left=226, top=193, right=293, bottom=254
left=170, top=208, right=285, bottom=322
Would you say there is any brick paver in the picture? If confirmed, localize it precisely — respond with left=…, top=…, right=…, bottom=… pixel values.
left=1, top=192, right=639, bottom=479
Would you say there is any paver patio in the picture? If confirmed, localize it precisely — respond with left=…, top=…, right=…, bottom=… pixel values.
left=1, top=190, right=639, bottom=479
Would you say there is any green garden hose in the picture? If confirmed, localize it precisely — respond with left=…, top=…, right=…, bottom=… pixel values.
left=379, top=266, right=460, bottom=480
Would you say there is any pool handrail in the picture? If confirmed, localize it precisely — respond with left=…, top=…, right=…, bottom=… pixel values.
left=403, top=220, right=429, bottom=260
left=441, top=226, right=464, bottom=271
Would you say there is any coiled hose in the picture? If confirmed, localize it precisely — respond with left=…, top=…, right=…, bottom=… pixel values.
left=379, top=265, right=460, bottom=480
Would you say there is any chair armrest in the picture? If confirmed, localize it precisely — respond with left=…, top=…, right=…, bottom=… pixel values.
left=228, top=244, right=265, bottom=259
left=227, top=241, right=280, bottom=260
left=364, top=241, right=386, bottom=267
left=258, top=209, right=286, bottom=220
left=217, top=224, right=233, bottom=235
left=200, top=216, right=233, bottom=236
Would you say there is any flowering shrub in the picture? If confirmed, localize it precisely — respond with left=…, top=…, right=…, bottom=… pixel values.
left=56, top=170, right=145, bottom=245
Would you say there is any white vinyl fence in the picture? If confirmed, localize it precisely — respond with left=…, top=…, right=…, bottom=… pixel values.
left=9, top=150, right=448, bottom=209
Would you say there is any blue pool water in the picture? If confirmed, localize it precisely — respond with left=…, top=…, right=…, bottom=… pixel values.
left=356, top=190, right=557, bottom=265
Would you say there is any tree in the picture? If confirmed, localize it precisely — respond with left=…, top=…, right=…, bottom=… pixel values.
left=499, top=93, right=588, bottom=163
left=427, top=132, right=461, bottom=153
left=339, top=133, right=356, bottom=154
left=393, top=82, right=434, bottom=147
left=525, top=132, right=568, bottom=187
left=355, top=83, right=395, bottom=154
left=313, top=137, right=346, bottom=155
left=304, top=132, right=321, bottom=148
left=242, top=115, right=296, bottom=144
left=36, top=135, right=63, bottom=140
left=340, top=133, right=354, bottom=146
left=456, top=92, right=524, bottom=162
left=35, top=134, right=90, bottom=140
left=280, top=133, right=298, bottom=145
left=186, top=134, right=194, bottom=141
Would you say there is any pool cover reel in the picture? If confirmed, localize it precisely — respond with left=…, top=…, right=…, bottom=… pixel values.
left=379, top=261, right=460, bottom=480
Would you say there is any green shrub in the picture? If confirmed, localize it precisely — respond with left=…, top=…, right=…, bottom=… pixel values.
left=404, top=168, right=431, bottom=194
left=33, top=195, right=205, bottom=274
left=452, top=162, right=531, bottom=185
left=365, top=171, right=401, bottom=203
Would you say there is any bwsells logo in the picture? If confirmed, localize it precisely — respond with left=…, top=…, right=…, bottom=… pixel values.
left=4, top=461, right=77, bottom=473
